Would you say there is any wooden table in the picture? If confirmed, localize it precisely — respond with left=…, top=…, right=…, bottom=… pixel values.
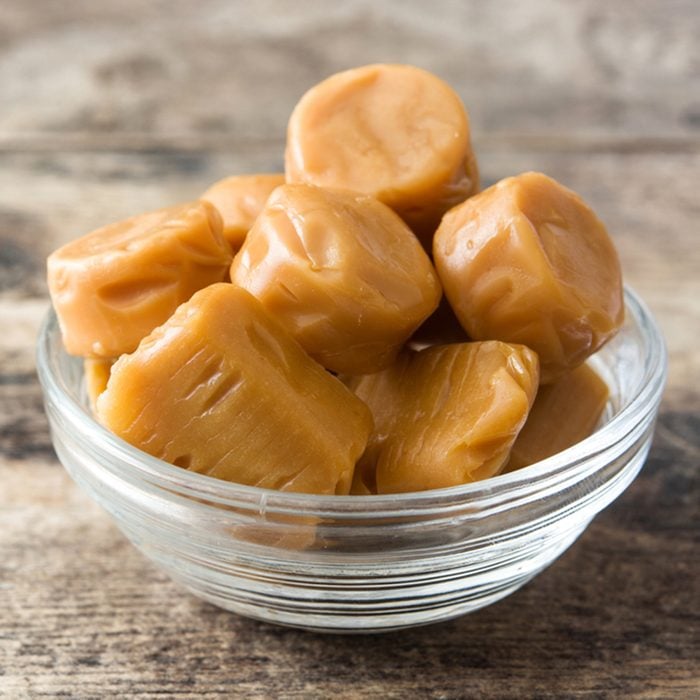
left=1, top=2, right=698, bottom=697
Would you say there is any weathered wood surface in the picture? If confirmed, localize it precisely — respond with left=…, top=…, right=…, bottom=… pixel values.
left=1, top=1, right=698, bottom=698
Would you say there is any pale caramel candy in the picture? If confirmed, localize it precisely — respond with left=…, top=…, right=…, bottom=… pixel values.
left=285, top=64, right=479, bottom=247
left=348, top=341, right=539, bottom=494
left=230, top=184, right=442, bottom=375
left=433, top=172, right=624, bottom=383
left=505, top=363, right=609, bottom=472
left=200, top=173, right=285, bottom=251
left=48, top=201, right=231, bottom=358
left=97, top=284, right=373, bottom=495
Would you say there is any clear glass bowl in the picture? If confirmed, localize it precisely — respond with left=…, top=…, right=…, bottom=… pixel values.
left=37, top=286, right=666, bottom=633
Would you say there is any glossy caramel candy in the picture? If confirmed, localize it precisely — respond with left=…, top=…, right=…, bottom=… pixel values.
left=433, top=172, right=624, bottom=383
left=47, top=201, right=231, bottom=358
left=97, top=284, right=372, bottom=495
left=505, top=363, right=609, bottom=472
left=200, top=173, right=285, bottom=251
left=348, top=341, right=539, bottom=494
left=285, top=64, right=479, bottom=247
left=230, top=184, right=441, bottom=375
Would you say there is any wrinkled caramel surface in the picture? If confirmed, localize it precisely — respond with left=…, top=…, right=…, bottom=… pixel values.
left=434, top=172, right=624, bottom=383
left=200, top=173, right=285, bottom=251
left=48, top=201, right=231, bottom=358
left=505, top=363, right=609, bottom=472
left=285, top=64, right=479, bottom=247
left=231, top=184, right=441, bottom=375
left=348, top=341, right=539, bottom=494
left=97, top=284, right=372, bottom=495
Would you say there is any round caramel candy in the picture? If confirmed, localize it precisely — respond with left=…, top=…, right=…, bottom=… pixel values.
left=200, top=173, right=284, bottom=251
left=285, top=64, right=479, bottom=247
left=47, top=201, right=231, bottom=358
left=230, top=184, right=441, bottom=375
left=433, top=172, right=624, bottom=383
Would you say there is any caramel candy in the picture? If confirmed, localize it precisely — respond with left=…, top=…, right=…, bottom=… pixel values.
left=47, top=201, right=231, bottom=358
left=433, top=172, right=624, bottom=383
left=200, top=173, right=285, bottom=251
left=348, top=342, right=539, bottom=494
left=230, top=184, right=441, bottom=375
left=84, top=358, right=114, bottom=411
left=285, top=64, right=479, bottom=247
left=505, top=363, right=609, bottom=472
left=97, top=284, right=372, bottom=495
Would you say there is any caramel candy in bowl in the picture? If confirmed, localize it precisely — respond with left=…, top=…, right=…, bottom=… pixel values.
left=434, top=172, right=624, bottom=383
left=348, top=341, right=539, bottom=494
left=97, top=284, right=372, bottom=496
left=285, top=63, right=479, bottom=247
left=47, top=201, right=231, bottom=358
left=231, top=184, right=441, bottom=375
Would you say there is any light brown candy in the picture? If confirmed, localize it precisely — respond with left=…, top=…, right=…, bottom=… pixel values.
left=230, top=184, right=441, bottom=375
left=97, top=284, right=372, bottom=496
left=200, top=173, right=285, bottom=251
left=348, top=341, right=539, bottom=494
left=47, top=201, right=231, bottom=358
left=285, top=64, right=479, bottom=247
left=433, top=172, right=624, bottom=383
left=504, top=363, right=609, bottom=472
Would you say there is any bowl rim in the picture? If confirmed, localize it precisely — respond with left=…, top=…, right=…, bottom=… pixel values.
left=37, top=285, right=667, bottom=515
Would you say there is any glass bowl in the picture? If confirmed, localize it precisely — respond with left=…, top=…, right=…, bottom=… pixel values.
left=37, top=286, right=666, bottom=633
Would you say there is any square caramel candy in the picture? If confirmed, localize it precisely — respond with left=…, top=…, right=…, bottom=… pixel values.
left=231, top=184, right=441, bottom=375
left=434, top=172, right=623, bottom=383
left=48, top=201, right=231, bottom=358
left=285, top=64, right=479, bottom=247
left=97, top=284, right=372, bottom=495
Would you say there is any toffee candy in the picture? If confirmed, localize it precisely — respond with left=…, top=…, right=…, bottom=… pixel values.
left=47, top=201, right=231, bottom=358
left=285, top=63, right=479, bottom=247
left=348, top=341, right=539, bottom=494
left=505, top=363, right=609, bottom=472
left=97, top=284, right=372, bottom=496
left=433, top=172, right=624, bottom=383
left=230, top=184, right=441, bottom=375
left=200, top=173, right=285, bottom=251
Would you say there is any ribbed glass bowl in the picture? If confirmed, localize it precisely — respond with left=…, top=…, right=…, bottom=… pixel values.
left=37, top=286, right=666, bottom=633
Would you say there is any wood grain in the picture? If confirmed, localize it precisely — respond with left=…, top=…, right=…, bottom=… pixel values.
left=2, top=0, right=699, bottom=143
left=1, top=1, right=698, bottom=697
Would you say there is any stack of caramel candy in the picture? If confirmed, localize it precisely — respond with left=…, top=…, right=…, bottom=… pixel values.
left=47, top=64, right=623, bottom=496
